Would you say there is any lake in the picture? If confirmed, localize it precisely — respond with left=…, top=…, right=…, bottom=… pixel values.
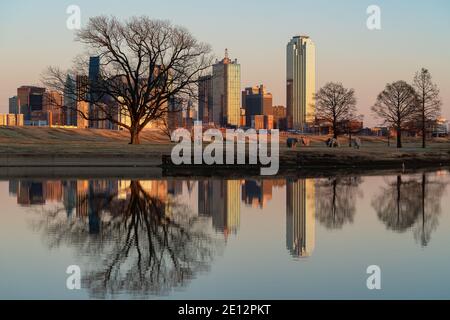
left=1, top=169, right=449, bottom=299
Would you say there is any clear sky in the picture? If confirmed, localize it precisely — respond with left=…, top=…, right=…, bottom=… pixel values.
left=1, top=0, right=449, bottom=126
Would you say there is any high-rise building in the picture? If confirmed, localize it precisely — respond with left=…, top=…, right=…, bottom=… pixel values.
left=43, top=91, right=64, bottom=126
left=17, top=86, right=46, bottom=121
left=286, top=36, right=315, bottom=130
left=198, top=75, right=213, bottom=123
left=286, top=179, right=315, bottom=258
left=272, top=105, right=287, bottom=130
left=242, top=85, right=273, bottom=128
left=212, top=49, right=241, bottom=127
left=76, top=75, right=90, bottom=128
left=88, top=56, right=102, bottom=129
left=64, top=75, right=77, bottom=126
left=9, top=96, right=18, bottom=114
left=89, top=56, right=100, bottom=82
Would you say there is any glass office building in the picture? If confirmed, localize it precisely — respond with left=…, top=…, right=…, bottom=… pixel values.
left=286, top=36, right=315, bottom=130
left=212, top=50, right=241, bottom=127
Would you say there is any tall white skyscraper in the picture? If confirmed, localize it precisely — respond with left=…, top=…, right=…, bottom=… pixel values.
left=286, top=36, right=315, bottom=130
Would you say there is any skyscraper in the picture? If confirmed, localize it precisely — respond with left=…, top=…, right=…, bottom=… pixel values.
left=9, top=96, right=18, bottom=114
left=17, top=86, right=46, bottom=121
left=43, top=90, right=64, bottom=126
left=88, top=56, right=101, bottom=128
left=63, top=75, right=77, bottom=126
left=198, top=75, right=213, bottom=123
left=242, top=85, right=273, bottom=128
left=212, top=49, right=241, bottom=127
left=286, top=36, right=315, bottom=130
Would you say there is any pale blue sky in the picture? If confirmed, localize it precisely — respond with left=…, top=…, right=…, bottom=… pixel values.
left=1, top=0, right=449, bottom=125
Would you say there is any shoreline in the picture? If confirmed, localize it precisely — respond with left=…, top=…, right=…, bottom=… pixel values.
left=0, top=153, right=448, bottom=179
left=1, top=149, right=449, bottom=168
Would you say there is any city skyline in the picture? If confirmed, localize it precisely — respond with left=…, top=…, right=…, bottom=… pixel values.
left=1, top=0, right=449, bottom=127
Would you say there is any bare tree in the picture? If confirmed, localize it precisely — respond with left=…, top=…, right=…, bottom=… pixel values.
left=314, top=82, right=357, bottom=139
left=43, top=16, right=212, bottom=144
left=371, top=81, right=418, bottom=148
left=413, top=68, right=442, bottom=148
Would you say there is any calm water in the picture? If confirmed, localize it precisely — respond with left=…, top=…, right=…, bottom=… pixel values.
left=1, top=170, right=450, bottom=299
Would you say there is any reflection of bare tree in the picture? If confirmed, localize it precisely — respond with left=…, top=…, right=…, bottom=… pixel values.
left=315, top=177, right=363, bottom=229
left=32, top=180, right=221, bottom=298
left=372, top=173, right=446, bottom=246
left=412, top=174, right=446, bottom=247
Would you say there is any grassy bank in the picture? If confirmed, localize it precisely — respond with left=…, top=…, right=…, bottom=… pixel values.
left=0, top=126, right=449, bottom=170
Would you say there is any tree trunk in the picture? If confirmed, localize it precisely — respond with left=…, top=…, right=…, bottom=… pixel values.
left=129, top=126, right=141, bottom=145
left=422, top=112, right=426, bottom=149
left=333, top=121, right=338, bottom=139
left=348, top=130, right=352, bottom=147
left=396, top=175, right=402, bottom=226
left=396, top=127, right=402, bottom=148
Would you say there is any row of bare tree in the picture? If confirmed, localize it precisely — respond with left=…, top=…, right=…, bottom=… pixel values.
left=314, top=68, right=442, bottom=148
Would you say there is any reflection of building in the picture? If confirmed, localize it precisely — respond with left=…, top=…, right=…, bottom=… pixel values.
left=286, top=179, right=315, bottom=257
left=44, top=180, right=63, bottom=202
left=12, top=180, right=63, bottom=206
left=62, top=181, right=77, bottom=217
left=286, top=36, right=315, bottom=130
left=168, top=180, right=183, bottom=197
left=242, top=180, right=273, bottom=208
left=198, top=180, right=240, bottom=236
left=9, top=180, right=18, bottom=196
left=76, top=180, right=89, bottom=217
left=16, top=181, right=45, bottom=206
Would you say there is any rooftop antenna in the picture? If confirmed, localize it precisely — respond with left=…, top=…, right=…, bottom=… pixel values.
left=225, top=48, right=229, bottom=59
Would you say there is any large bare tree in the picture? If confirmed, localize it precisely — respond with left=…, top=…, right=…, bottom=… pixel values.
left=314, top=82, right=357, bottom=139
left=43, top=16, right=212, bottom=144
left=371, top=81, right=418, bottom=148
left=413, top=68, right=442, bottom=148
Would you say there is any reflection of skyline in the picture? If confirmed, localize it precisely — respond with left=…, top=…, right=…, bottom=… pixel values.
left=9, top=173, right=446, bottom=254
left=10, top=178, right=245, bottom=238
left=198, top=180, right=240, bottom=237
left=286, top=179, right=315, bottom=258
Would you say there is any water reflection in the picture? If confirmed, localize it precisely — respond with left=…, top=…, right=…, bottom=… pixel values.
left=17, top=180, right=222, bottom=298
left=4, top=170, right=449, bottom=298
left=315, top=177, right=363, bottom=230
left=372, top=173, right=447, bottom=246
left=286, top=179, right=315, bottom=257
